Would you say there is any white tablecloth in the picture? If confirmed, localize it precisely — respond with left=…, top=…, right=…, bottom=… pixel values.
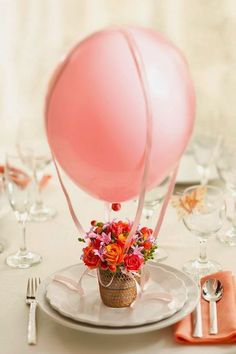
left=1, top=172, right=236, bottom=354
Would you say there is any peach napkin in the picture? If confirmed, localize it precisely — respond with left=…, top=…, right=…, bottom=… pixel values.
left=174, top=271, right=236, bottom=344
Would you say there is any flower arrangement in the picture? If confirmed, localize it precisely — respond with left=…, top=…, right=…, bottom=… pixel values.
left=79, top=220, right=157, bottom=274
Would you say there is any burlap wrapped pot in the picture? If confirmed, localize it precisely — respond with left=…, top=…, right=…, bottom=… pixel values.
left=98, top=268, right=137, bottom=308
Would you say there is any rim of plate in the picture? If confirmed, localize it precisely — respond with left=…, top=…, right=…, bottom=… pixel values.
left=45, top=264, right=188, bottom=327
left=37, top=263, right=199, bottom=335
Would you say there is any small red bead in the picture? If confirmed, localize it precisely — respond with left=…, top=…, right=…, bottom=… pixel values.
left=91, top=220, right=97, bottom=226
left=109, top=264, right=116, bottom=272
left=111, top=203, right=121, bottom=211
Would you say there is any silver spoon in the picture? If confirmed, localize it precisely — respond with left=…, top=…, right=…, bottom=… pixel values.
left=202, top=279, right=224, bottom=334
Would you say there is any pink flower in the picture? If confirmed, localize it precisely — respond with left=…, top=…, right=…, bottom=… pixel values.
left=131, top=245, right=144, bottom=257
left=98, top=232, right=111, bottom=245
left=85, top=232, right=98, bottom=240
left=93, top=247, right=105, bottom=262
left=124, top=254, right=144, bottom=271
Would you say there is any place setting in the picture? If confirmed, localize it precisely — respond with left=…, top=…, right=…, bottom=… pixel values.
left=35, top=218, right=199, bottom=335
left=1, top=18, right=236, bottom=354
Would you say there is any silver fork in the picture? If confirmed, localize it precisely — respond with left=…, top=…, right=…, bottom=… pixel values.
left=26, top=278, right=41, bottom=345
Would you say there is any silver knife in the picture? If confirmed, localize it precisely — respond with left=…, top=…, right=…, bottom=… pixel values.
left=192, top=277, right=203, bottom=338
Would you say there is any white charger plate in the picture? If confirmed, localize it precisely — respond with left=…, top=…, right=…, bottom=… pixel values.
left=45, top=263, right=188, bottom=327
left=37, top=263, right=199, bottom=335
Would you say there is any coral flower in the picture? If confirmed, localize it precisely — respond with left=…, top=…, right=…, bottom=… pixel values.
left=104, top=243, right=124, bottom=265
left=83, top=245, right=101, bottom=268
left=143, top=241, right=152, bottom=250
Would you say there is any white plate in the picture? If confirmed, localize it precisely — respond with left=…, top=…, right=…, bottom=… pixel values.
left=176, top=153, right=218, bottom=184
left=45, top=263, right=188, bottom=327
left=37, top=263, right=199, bottom=335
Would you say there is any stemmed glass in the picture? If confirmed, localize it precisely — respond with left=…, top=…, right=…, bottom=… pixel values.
left=142, top=176, right=169, bottom=221
left=17, top=140, right=57, bottom=222
left=0, top=172, right=6, bottom=253
left=182, top=185, right=226, bottom=276
left=192, top=133, right=222, bottom=185
left=217, top=144, right=236, bottom=246
left=5, top=149, right=42, bottom=268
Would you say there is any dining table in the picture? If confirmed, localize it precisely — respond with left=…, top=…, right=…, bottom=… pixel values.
left=1, top=163, right=236, bottom=354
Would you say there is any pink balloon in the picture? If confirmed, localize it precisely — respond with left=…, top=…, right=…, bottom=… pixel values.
left=46, top=27, right=195, bottom=202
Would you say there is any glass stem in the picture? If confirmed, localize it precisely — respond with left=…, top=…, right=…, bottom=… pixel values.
left=104, top=202, right=111, bottom=222
left=200, top=167, right=210, bottom=185
left=20, top=220, right=27, bottom=255
left=198, top=237, right=208, bottom=264
left=34, top=169, right=43, bottom=207
left=232, top=197, right=236, bottom=229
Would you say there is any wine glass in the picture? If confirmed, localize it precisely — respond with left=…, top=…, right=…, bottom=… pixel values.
left=0, top=171, right=6, bottom=253
left=5, top=149, right=42, bottom=268
left=142, top=176, right=170, bottom=261
left=182, top=185, right=225, bottom=276
left=142, top=176, right=169, bottom=220
left=192, top=133, right=222, bottom=185
left=17, top=140, right=57, bottom=222
left=216, top=144, right=236, bottom=246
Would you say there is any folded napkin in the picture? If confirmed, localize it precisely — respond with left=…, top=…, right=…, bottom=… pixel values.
left=174, top=271, right=236, bottom=344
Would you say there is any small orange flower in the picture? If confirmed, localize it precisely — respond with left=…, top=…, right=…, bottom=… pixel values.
left=104, top=243, right=124, bottom=265
left=143, top=241, right=152, bottom=250
left=117, top=233, right=127, bottom=246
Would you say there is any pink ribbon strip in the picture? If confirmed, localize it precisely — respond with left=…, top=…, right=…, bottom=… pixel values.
left=53, top=268, right=173, bottom=306
left=119, top=28, right=154, bottom=251
left=52, top=156, right=86, bottom=235
left=153, top=164, right=179, bottom=238
left=53, top=268, right=97, bottom=295
left=130, top=291, right=173, bottom=309
left=53, top=274, right=84, bottom=295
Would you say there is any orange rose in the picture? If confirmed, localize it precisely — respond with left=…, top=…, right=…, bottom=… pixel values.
left=83, top=245, right=100, bottom=269
left=104, top=243, right=124, bottom=265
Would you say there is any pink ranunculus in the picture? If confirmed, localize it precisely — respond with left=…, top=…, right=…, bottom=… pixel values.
left=124, top=254, right=144, bottom=271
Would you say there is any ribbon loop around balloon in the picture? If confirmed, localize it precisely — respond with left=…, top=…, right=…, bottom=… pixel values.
left=45, top=26, right=195, bottom=241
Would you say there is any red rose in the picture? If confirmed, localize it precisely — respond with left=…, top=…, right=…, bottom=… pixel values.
left=92, top=238, right=101, bottom=249
left=124, top=254, right=144, bottom=271
left=83, top=246, right=100, bottom=269
left=111, top=221, right=131, bottom=237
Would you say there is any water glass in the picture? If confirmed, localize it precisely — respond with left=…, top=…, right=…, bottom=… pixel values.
left=193, top=133, right=222, bottom=185
left=18, top=141, right=57, bottom=222
left=5, top=149, right=42, bottom=268
left=217, top=144, right=236, bottom=246
left=182, top=185, right=226, bottom=276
